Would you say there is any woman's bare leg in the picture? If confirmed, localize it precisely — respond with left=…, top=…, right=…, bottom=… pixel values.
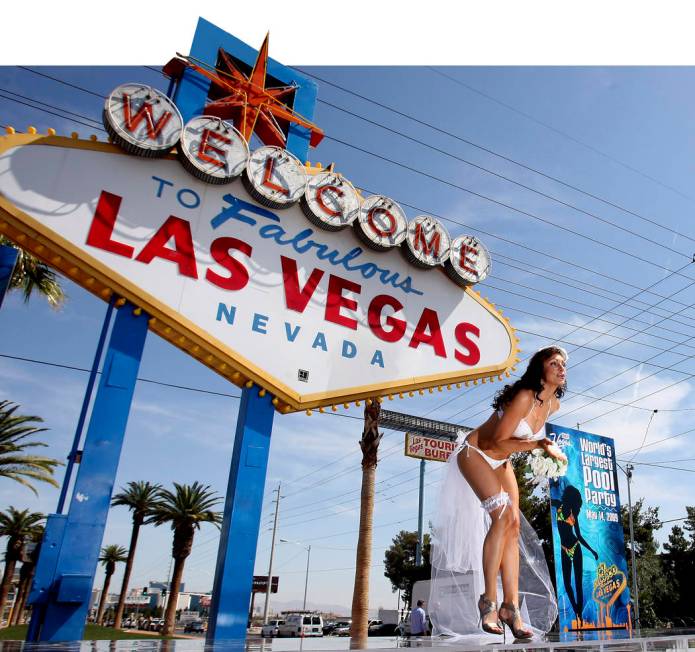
left=457, top=447, right=513, bottom=602
left=499, top=462, right=521, bottom=606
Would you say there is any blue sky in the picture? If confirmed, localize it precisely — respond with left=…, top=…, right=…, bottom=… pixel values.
left=3, top=5, right=695, bottom=614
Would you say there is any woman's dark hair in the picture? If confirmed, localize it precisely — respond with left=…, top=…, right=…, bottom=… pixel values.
left=491, top=346, right=566, bottom=411
left=560, top=485, right=583, bottom=515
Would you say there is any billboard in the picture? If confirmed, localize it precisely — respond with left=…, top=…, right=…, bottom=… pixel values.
left=404, top=433, right=457, bottom=462
left=547, top=424, right=631, bottom=635
left=0, top=133, right=518, bottom=412
left=252, top=575, right=279, bottom=593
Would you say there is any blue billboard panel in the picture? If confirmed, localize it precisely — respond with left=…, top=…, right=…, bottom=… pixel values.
left=547, top=424, right=631, bottom=635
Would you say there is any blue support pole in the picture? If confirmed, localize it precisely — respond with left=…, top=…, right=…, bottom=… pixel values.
left=56, top=298, right=115, bottom=514
left=0, top=244, right=18, bottom=310
left=206, top=388, right=275, bottom=643
left=27, top=302, right=148, bottom=641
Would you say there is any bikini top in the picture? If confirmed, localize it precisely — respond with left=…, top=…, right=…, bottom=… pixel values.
left=496, top=397, right=553, bottom=441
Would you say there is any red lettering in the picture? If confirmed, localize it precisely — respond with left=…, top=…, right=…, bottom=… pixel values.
left=414, top=222, right=441, bottom=258
left=281, top=256, right=324, bottom=312
left=368, top=295, right=406, bottom=343
left=459, top=244, right=479, bottom=277
left=367, top=207, right=396, bottom=236
left=86, top=191, right=135, bottom=258
left=325, top=275, right=361, bottom=330
left=409, top=308, right=447, bottom=358
left=454, top=323, right=481, bottom=365
left=205, top=237, right=252, bottom=291
left=122, top=94, right=173, bottom=140
left=315, top=185, right=343, bottom=217
left=262, top=157, right=289, bottom=196
left=134, top=216, right=198, bottom=278
left=197, top=129, right=231, bottom=168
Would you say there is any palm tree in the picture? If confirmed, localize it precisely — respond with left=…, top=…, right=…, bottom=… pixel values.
left=350, top=398, right=382, bottom=649
left=0, top=237, right=64, bottom=307
left=150, top=482, right=222, bottom=636
left=0, top=507, right=44, bottom=621
left=111, top=481, right=161, bottom=629
left=96, top=544, right=128, bottom=626
left=9, top=525, right=43, bottom=626
left=0, top=400, right=62, bottom=494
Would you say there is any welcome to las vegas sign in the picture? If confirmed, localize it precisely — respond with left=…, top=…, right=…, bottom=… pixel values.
left=0, top=91, right=518, bottom=413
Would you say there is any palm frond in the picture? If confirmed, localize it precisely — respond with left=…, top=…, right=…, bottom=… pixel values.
left=0, top=401, right=62, bottom=494
left=0, top=237, right=65, bottom=308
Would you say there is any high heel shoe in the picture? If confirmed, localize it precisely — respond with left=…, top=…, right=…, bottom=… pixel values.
left=499, top=601, right=533, bottom=641
left=477, top=594, right=503, bottom=635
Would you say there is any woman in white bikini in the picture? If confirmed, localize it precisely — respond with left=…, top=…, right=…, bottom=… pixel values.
left=430, top=346, right=568, bottom=641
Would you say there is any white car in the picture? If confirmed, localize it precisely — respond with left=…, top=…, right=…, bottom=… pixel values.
left=261, top=619, right=285, bottom=637
left=277, top=613, right=323, bottom=637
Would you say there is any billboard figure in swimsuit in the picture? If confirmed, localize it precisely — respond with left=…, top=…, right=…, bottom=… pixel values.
left=551, top=485, right=598, bottom=627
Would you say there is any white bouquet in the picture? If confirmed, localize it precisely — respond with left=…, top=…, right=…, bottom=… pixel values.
left=527, top=445, right=568, bottom=485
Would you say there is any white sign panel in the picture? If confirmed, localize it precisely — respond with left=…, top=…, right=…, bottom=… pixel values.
left=404, top=433, right=458, bottom=462
left=0, top=135, right=517, bottom=411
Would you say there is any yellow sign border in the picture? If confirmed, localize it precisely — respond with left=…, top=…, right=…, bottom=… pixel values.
left=0, top=132, right=520, bottom=413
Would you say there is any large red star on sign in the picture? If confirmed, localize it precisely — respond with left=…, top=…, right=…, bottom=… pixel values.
left=165, top=34, right=324, bottom=150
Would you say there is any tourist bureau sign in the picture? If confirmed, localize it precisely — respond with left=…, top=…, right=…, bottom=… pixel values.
left=0, top=130, right=517, bottom=412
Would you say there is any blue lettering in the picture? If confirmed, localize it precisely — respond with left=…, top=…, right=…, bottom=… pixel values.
left=312, top=332, right=328, bottom=352
left=252, top=313, right=269, bottom=334
left=285, top=322, right=301, bottom=342
left=176, top=188, right=200, bottom=209
left=342, top=340, right=357, bottom=359
left=211, top=193, right=280, bottom=229
left=152, top=175, right=173, bottom=198
left=210, top=193, right=423, bottom=297
left=216, top=303, right=236, bottom=325
left=370, top=350, right=385, bottom=368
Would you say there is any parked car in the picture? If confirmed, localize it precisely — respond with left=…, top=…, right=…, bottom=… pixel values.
left=261, top=619, right=285, bottom=637
left=277, top=612, right=323, bottom=637
left=370, top=623, right=398, bottom=636
left=332, top=620, right=351, bottom=636
left=148, top=619, right=164, bottom=632
left=183, top=619, right=207, bottom=633
left=322, top=620, right=337, bottom=635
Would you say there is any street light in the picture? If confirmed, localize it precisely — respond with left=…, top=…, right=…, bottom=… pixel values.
left=617, top=462, right=640, bottom=630
left=279, top=539, right=312, bottom=610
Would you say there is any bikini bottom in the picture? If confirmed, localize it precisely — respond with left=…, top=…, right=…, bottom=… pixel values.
left=562, top=541, right=579, bottom=559
left=461, top=439, right=512, bottom=517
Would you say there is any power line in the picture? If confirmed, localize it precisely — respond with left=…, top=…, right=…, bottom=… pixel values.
left=317, top=97, right=692, bottom=259
left=326, top=133, right=695, bottom=277
left=428, top=66, right=695, bottom=204
left=297, top=66, right=695, bottom=242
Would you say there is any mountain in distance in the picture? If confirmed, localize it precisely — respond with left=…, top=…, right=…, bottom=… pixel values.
left=258, top=598, right=379, bottom=618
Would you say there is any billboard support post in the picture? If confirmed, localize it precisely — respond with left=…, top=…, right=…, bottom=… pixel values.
left=205, top=389, right=275, bottom=642
left=27, top=303, right=148, bottom=641
left=416, top=459, right=425, bottom=566
left=0, top=243, right=18, bottom=309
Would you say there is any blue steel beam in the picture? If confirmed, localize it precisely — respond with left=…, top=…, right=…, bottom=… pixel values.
left=28, top=302, right=148, bottom=641
left=206, top=388, right=275, bottom=642
left=0, top=244, right=18, bottom=310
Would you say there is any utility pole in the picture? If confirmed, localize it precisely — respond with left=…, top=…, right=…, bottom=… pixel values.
left=625, top=464, right=641, bottom=630
left=415, top=459, right=425, bottom=566
left=262, top=483, right=281, bottom=624
left=302, top=545, right=311, bottom=611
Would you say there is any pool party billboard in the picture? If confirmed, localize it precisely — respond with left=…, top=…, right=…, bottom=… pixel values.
left=547, top=424, right=631, bottom=634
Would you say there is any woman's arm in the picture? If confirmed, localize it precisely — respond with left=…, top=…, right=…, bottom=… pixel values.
left=574, top=522, right=598, bottom=559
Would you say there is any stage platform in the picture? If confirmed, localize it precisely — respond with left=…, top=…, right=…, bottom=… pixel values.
left=2, top=631, right=695, bottom=652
